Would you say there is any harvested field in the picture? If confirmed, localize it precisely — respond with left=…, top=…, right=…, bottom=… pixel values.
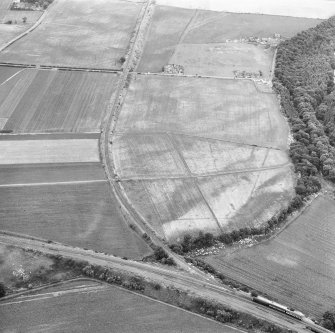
left=0, top=163, right=106, bottom=185
left=169, top=42, right=274, bottom=78
left=0, top=65, right=21, bottom=84
left=138, top=6, right=322, bottom=73
left=121, top=179, right=220, bottom=240
left=0, top=0, right=143, bottom=68
left=198, top=167, right=294, bottom=231
left=0, top=282, right=238, bottom=333
left=0, top=0, right=12, bottom=10
left=121, top=166, right=294, bottom=241
left=0, top=68, right=118, bottom=133
left=0, top=182, right=151, bottom=258
left=155, top=0, right=334, bottom=19
left=117, top=75, right=288, bottom=149
left=205, top=196, right=335, bottom=319
left=0, top=138, right=99, bottom=164
left=175, top=136, right=289, bottom=175
left=114, top=75, right=293, bottom=241
left=113, top=133, right=187, bottom=179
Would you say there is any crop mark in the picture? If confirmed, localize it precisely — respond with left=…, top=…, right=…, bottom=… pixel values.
left=166, top=133, right=223, bottom=232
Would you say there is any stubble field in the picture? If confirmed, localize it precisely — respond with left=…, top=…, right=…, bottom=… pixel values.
left=113, top=74, right=294, bottom=241
left=205, top=196, right=335, bottom=319
left=0, top=0, right=143, bottom=68
left=138, top=6, right=322, bottom=74
left=0, top=67, right=118, bottom=133
left=0, top=281, right=239, bottom=333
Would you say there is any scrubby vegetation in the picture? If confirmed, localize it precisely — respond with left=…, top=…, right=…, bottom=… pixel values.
left=143, top=246, right=176, bottom=266
left=322, top=310, right=335, bottom=332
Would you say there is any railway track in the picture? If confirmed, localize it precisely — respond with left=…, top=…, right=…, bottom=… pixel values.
left=0, top=233, right=330, bottom=333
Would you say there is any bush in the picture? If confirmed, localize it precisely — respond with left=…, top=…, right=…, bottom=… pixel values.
left=0, top=282, right=6, bottom=298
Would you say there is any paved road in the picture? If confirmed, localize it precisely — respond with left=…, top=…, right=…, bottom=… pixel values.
left=0, top=234, right=329, bottom=333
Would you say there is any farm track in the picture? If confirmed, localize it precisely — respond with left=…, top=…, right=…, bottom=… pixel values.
left=0, top=233, right=331, bottom=333
left=119, top=163, right=291, bottom=181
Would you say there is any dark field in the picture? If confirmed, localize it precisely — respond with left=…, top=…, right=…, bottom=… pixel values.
left=0, top=163, right=106, bottom=185
left=205, top=196, right=335, bottom=319
left=0, top=182, right=151, bottom=258
left=0, top=281, right=241, bottom=333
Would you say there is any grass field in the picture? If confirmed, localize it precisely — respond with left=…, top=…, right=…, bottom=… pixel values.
left=0, top=68, right=118, bottom=133
left=138, top=6, right=322, bottom=73
left=0, top=0, right=143, bottom=68
left=155, top=0, right=334, bottom=19
left=0, top=282, right=238, bottom=333
left=0, top=10, right=42, bottom=24
left=0, top=0, right=12, bottom=10
left=0, top=138, right=100, bottom=164
left=0, top=182, right=151, bottom=258
left=205, top=196, right=335, bottom=319
left=117, top=75, right=288, bottom=149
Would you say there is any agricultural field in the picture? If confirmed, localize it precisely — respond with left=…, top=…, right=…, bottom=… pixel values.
left=0, top=138, right=100, bottom=164
left=0, top=281, right=239, bottom=333
left=0, top=0, right=143, bottom=68
left=138, top=6, right=322, bottom=74
left=0, top=181, right=151, bottom=258
left=169, top=42, right=274, bottom=78
left=116, top=75, right=288, bottom=149
left=0, top=67, right=118, bottom=133
left=0, top=10, right=42, bottom=24
left=114, top=74, right=294, bottom=241
left=205, top=196, right=335, bottom=319
left=155, top=0, right=334, bottom=19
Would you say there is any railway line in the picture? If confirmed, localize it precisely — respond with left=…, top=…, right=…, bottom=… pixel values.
left=0, top=233, right=330, bottom=333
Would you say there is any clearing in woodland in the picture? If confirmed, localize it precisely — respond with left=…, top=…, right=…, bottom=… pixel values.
left=0, top=67, right=118, bottom=133
left=0, top=0, right=143, bottom=68
left=113, top=75, right=293, bottom=241
left=204, top=196, right=335, bottom=319
left=138, top=6, right=322, bottom=74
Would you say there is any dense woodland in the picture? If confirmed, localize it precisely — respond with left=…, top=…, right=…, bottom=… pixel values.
left=274, top=15, right=335, bottom=189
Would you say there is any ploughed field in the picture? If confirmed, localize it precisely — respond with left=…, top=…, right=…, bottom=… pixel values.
left=0, top=67, right=118, bottom=133
left=138, top=6, right=322, bottom=76
left=0, top=0, right=143, bottom=68
left=112, top=74, right=294, bottom=242
left=0, top=280, right=239, bottom=333
left=204, top=196, right=335, bottom=319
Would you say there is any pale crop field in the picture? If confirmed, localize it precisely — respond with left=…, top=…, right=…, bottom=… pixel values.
left=0, top=10, right=42, bottom=24
left=113, top=133, right=187, bottom=179
left=169, top=43, right=274, bottom=78
left=138, top=6, right=322, bottom=73
left=117, top=75, right=289, bottom=149
left=114, top=75, right=293, bottom=241
left=0, top=182, right=151, bottom=258
left=0, top=0, right=143, bottom=68
left=174, top=136, right=289, bottom=175
left=0, top=68, right=118, bottom=133
left=0, top=139, right=100, bottom=164
left=205, top=196, right=335, bottom=318
left=155, top=0, right=335, bottom=19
